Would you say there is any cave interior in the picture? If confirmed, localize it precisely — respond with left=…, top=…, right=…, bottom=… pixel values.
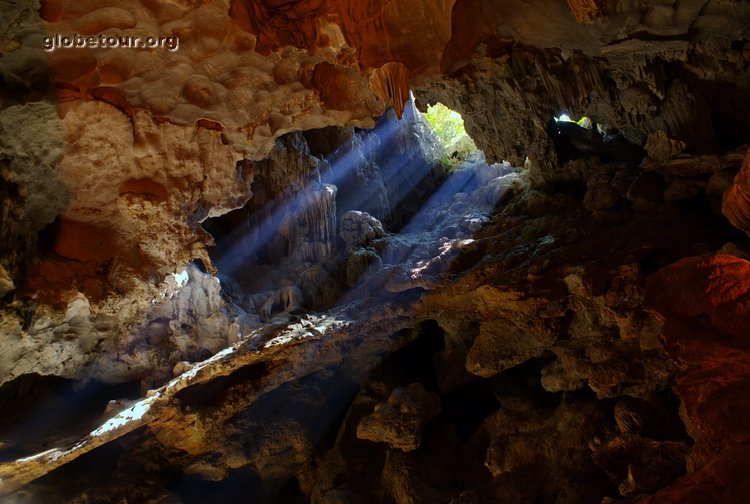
left=1, top=0, right=750, bottom=502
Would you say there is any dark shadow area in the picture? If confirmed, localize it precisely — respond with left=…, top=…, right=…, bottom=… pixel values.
left=18, top=439, right=126, bottom=503
left=175, top=362, right=269, bottom=412
left=440, top=379, right=500, bottom=441
left=637, top=195, right=748, bottom=275
left=273, top=478, right=308, bottom=504
left=370, top=320, right=446, bottom=391
left=548, top=117, right=646, bottom=165
left=170, top=466, right=263, bottom=504
left=0, top=374, right=140, bottom=462
left=170, top=367, right=361, bottom=504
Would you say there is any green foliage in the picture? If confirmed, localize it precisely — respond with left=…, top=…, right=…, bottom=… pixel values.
left=556, top=114, right=593, bottom=130
left=424, top=103, right=478, bottom=171
left=576, top=116, right=592, bottom=129
left=425, top=103, right=472, bottom=147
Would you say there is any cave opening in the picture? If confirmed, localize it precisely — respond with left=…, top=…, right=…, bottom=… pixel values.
left=549, top=113, right=647, bottom=165
left=423, top=101, right=481, bottom=170
left=200, top=99, right=520, bottom=321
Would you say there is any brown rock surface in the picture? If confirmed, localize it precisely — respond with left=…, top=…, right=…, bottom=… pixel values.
left=723, top=149, right=750, bottom=236
left=356, top=382, right=441, bottom=452
left=641, top=254, right=750, bottom=501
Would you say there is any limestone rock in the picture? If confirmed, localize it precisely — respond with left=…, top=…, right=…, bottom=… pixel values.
left=466, top=317, right=554, bottom=378
left=591, top=435, right=689, bottom=497
left=356, top=383, right=441, bottom=452
left=339, top=211, right=384, bottom=250
left=660, top=155, right=720, bottom=177
left=483, top=398, right=609, bottom=501
left=627, top=172, right=665, bottom=208
left=663, top=176, right=706, bottom=202
left=584, top=179, right=619, bottom=211
left=642, top=254, right=750, bottom=500
left=0, top=102, right=68, bottom=281
left=644, top=130, right=686, bottom=164
left=0, top=265, right=13, bottom=298
left=345, top=248, right=382, bottom=287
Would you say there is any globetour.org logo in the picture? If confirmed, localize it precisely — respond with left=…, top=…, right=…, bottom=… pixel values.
left=43, top=33, right=179, bottom=52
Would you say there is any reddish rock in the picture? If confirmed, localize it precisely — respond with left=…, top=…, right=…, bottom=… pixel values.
left=645, top=255, right=750, bottom=344
left=723, top=149, right=750, bottom=236
left=643, top=254, right=750, bottom=501
left=53, top=218, right=119, bottom=263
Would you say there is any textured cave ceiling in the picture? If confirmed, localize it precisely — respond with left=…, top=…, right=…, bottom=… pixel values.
left=2, top=0, right=748, bottom=296
left=1, top=0, right=750, bottom=502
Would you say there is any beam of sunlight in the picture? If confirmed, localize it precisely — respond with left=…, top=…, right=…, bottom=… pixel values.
left=399, top=162, right=516, bottom=235
left=208, top=105, right=412, bottom=314
left=210, top=98, right=520, bottom=316
left=214, top=181, right=334, bottom=278
left=213, top=113, right=407, bottom=281
left=0, top=310, right=352, bottom=495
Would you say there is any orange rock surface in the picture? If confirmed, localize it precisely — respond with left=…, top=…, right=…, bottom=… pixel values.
left=644, top=255, right=750, bottom=501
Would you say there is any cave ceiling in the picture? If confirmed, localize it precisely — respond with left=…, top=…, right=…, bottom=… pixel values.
left=2, top=0, right=748, bottom=295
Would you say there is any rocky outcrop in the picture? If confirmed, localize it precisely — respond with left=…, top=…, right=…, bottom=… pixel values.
left=339, top=210, right=384, bottom=250
left=417, top=2, right=750, bottom=179
left=0, top=101, right=68, bottom=289
left=356, top=383, right=441, bottom=452
left=0, top=264, right=239, bottom=390
left=0, top=302, right=412, bottom=495
left=640, top=254, right=750, bottom=502
left=723, top=149, right=750, bottom=235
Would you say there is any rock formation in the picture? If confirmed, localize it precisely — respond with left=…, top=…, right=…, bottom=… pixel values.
left=1, top=0, right=750, bottom=502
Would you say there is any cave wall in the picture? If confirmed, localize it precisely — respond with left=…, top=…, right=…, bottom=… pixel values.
left=2, top=0, right=748, bottom=298
left=415, top=0, right=750, bottom=187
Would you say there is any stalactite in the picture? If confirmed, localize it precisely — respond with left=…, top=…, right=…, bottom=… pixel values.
left=566, top=0, right=600, bottom=24
left=290, top=183, right=337, bottom=264
left=534, top=52, right=603, bottom=111
left=370, top=61, right=411, bottom=118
